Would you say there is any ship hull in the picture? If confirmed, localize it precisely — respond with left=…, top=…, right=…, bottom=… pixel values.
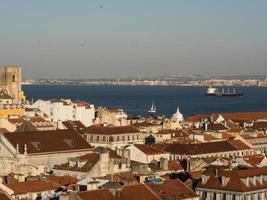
left=205, top=93, right=243, bottom=97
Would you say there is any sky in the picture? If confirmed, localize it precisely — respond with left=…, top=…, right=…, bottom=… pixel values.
left=0, top=0, right=267, bottom=79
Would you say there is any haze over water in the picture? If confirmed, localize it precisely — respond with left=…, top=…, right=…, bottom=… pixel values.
left=23, top=85, right=267, bottom=117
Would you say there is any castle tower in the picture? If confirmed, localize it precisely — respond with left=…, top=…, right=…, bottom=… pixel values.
left=0, top=65, right=26, bottom=104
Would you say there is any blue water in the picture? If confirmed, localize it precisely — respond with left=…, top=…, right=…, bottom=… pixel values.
left=22, top=85, right=267, bottom=117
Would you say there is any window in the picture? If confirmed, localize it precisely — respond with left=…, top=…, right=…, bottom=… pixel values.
left=12, top=74, right=16, bottom=82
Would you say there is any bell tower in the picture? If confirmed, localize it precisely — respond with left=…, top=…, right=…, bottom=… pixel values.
left=0, top=65, right=26, bottom=103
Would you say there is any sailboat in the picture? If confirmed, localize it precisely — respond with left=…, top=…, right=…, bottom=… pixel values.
left=148, top=101, right=156, bottom=113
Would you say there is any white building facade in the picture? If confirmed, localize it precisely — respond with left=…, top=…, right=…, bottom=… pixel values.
left=29, top=99, right=95, bottom=127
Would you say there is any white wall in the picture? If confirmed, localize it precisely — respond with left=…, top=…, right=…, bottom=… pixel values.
left=31, top=99, right=95, bottom=127
left=126, top=145, right=169, bottom=164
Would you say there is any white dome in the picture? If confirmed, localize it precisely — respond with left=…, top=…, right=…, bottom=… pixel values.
left=172, top=107, right=184, bottom=122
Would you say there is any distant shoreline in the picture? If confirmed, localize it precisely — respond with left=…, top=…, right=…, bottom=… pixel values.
left=21, top=77, right=267, bottom=87
left=22, top=82, right=267, bottom=87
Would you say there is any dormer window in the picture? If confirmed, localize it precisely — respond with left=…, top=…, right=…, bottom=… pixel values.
left=31, top=142, right=41, bottom=151
left=201, top=175, right=210, bottom=184
left=64, top=139, right=74, bottom=148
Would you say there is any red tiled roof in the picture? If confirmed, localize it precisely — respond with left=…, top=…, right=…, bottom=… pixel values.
left=243, top=154, right=265, bottom=167
left=247, top=122, right=267, bottom=130
left=118, top=184, right=156, bottom=200
left=221, top=132, right=235, bottom=139
left=0, top=128, right=8, bottom=134
left=227, top=139, right=251, bottom=150
left=163, top=139, right=250, bottom=155
left=168, top=160, right=184, bottom=171
left=78, top=189, right=116, bottom=200
left=145, top=179, right=198, bottom=199
left=0, top=192, right=12, bottom=200
left=156, top=129, right=189, bottom=138
left=132, top=121, right=156, bottom=127
left=186, top=114, right=209, bottom=122
left=43, top=175, right=77, bottom=186
left=55, top=153, right=99, bottom=172
left=222, top=112, right=267, bottom=121
left=198, top=167, right=267, bottom=192
left=108, top=148, right=121, bottom=159
left=4, top=130, right=92, bottom=154
left=62, top=120, right=86, bottom=131
left=203, top=134, right=217, bottom=141
left=5, top=181, right=61, bottom=195
left=84, top=125, right=140, bottom=135
left=99, top=172, right=139, bottom=185
left=207, top=123, right=228, bottom=131
left=134, top=144, right=168, bottom=155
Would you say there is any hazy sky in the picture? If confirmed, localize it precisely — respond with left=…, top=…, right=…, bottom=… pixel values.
left=0, top=0, right=267, bottom=79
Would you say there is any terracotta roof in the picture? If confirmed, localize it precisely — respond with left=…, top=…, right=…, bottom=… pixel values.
left=15, top=121, right=38, bottom=132
left=222, top=112, right=267, bottom=121
left=145, top=179, right=198, bottom=200
left=8, top=116, right=54, bottom=130
left=225, top=121, right=243, bottom=131
left=0, top=192, right=12, bottom=200
left=0, top=128, right=8, bottom=134
left=55, top=153, right=99, bottom=172
left=108, top=148, right=121, bottom=159
left=78, top=189, right=116, bottom=200
left=203, top=134, right=217, bottom=141
left=190, top=133, right=217, bottom=141
left=84, top=125, right=140, bottom=135
left=75, top=101, right=92, bottom=109
left=152, top=143, right=169, bottom=151
left=168, top=160, right=184, bottom=171
left=134, top=144, right=168, bottom=155
left=156, top=129, right=189, bottom=138
left=8, top=118, right=24, bottom=124
left=242, top=155, right=265, bottom=167
left=186, top=114, right=209, bottom=122
left=43, top=175, right=77, bottom=186
left=117, top=184, right=156, bottom=200
left=3, top=130, right=92, bottom=154
left=221, top=132, right=235, bottom=139
left=227, top=140, right=251, bottom=150
left=247, top=122, right=267, bottom=130
left=189, top=171, right=203, bottom=180
left=198, top=167, right=267, bottom=192
left=5, top=181, right=61, bottom=195
left=29, top=116, right=48, bottom=123
left=62, top=120, right=86, bottom=131
left=163, top=139, right=250, bottom=155
left=99, top=172, right=139, bottom=185
left=132, top=121, right=156, bottom=127
left=207, top=123, right=228, bottom=131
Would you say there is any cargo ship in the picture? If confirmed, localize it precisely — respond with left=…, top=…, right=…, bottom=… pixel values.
left=205, top=87, right=243, bottom=97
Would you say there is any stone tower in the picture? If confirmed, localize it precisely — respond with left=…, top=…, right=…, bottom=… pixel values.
left=0, top=65, right=26, bottom=103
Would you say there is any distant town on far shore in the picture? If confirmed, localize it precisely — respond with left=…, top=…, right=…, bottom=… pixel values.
left=23, top=74, right=267, bottom=87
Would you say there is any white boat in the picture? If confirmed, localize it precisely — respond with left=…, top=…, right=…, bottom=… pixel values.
left=148, top=101, right=156, bottom=113
left=205, top=86, right=243, bottom=97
